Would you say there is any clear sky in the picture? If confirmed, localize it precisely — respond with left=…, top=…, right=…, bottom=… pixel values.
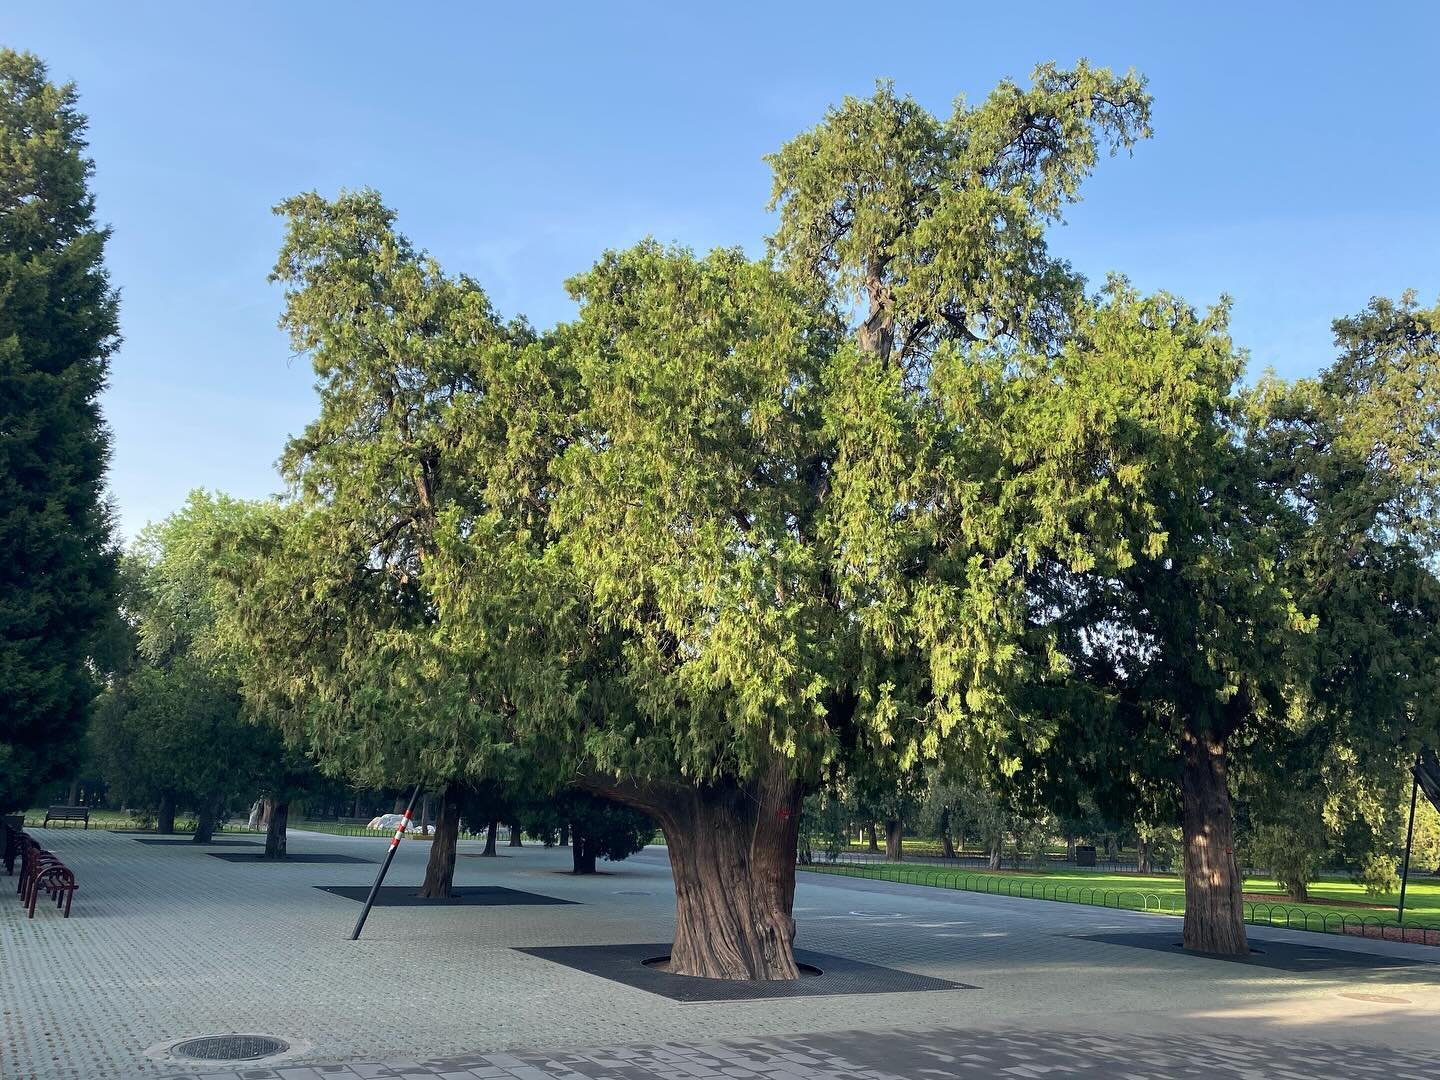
left=6, top=2, right=1438, bottom=540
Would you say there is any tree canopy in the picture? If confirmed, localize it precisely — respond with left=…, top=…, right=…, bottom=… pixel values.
left=0, top=50, right=117, bottom=810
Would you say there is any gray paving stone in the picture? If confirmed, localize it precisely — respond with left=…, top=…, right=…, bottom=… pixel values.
left=3, top=830, right=1438, bottom=1080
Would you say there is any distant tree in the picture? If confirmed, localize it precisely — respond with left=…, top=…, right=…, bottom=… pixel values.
left=92, top=493, right=320, bottom=847
left=0, top=50, right=117, bottom=810
left=522, top=792, right=652, bottom=874
left=211, top=192, right=560, bottom=898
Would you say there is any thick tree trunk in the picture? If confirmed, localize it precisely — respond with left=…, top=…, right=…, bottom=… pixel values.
left=1067, top=835, right=1076, bottom=862
left=352, top=795, right=362, bottom=819
left=419, top=785, right=460, bottom=898
left=393, top=795, right=407, bottom=813
left=866, top=822, right=879, bottom=853
left=1181, top=726, right=1248, bottom=954
left=264, top=800, right=289, bottom=859
left=193, top=798, right=218, bottom=843
left=558, top=822, right=570, bottom=847
left=68, top=779, right=80, bottom=805
left=481, top=819, right=498, bottom=856
left=259, top=796, right=273, bottom=831
left=509, top=823, right=523, bottom=847
left=988, top=844, right=1002, bottom=871
left=579, top=760, right=803, bottom=980
left=1286, top=879, right=1310, bottom=903
left=941, top=829, right=955, bottom=859
left=1137, top=836, right=1152, bottom=875
left=157, top=790, right=177, bottom=834
left=571, top=824, right=597, bottom=874
left=884, top=819, right=903, bottom=861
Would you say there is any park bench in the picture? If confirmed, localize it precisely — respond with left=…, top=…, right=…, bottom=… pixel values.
left=43, top=805, right=90, bottom=828
left=13, top=830, right=78, bottom=918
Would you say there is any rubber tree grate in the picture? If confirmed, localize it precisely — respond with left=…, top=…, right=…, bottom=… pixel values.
left=516, top=942, right=975, bottom=1002
left=315, top=885, right=575, bottom=906
left=1074, top=932, right=1438, bottom=972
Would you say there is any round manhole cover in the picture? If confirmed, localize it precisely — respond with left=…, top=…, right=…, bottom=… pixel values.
left=171, top=1035, right=290, bottom=1061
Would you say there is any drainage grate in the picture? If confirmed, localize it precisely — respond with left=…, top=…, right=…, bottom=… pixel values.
left=171, top=1035, right=289, bottom=1061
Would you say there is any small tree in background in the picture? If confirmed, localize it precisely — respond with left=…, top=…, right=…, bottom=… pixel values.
left=522, top=792, right=653, bottom=874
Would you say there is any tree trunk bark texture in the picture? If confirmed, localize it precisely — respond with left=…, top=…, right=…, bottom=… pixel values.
left=941, top=830, right=955, bottom=859
left=1181, top=726, right=1248, bottom=954
left=264, top=800, right=289, bottom=859
left=193, top=798, right=217, bottom=843
left=419, top=785, right=460, bottom=898
left=482, top=819, right=498, bottom=856
left=988, top=845, right=1002, bottom=871
left=579, top=759, right=803, bottom=980
left=509, top=823, right=522, bottom=847
left=866, top=822, right=879, bottom=853
left=884, top=820, right=903, bottom=861
left=157, top=790, right=176, bottom=835
left=571, top=824, right=597, bottom=874
left=1137, top=836, right=1152, bottom=875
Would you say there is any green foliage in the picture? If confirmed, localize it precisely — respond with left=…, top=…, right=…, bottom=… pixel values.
left=90, top=492, right=312, bottom=816
left=1243, top=823, right=1328, bottom=903
left=0, top=50, right=117, bottom=809
left=767, top=63, right=1150, bottom=364
left=211, top=191, right=569, bottom=794
left=521, top=791, right=652, bottom=865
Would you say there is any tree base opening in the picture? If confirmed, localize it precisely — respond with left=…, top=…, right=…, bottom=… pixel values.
left=642, top=954, right=823, bottom=978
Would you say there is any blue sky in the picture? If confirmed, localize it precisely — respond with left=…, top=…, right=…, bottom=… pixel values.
left=7, top=2, right=1438, bottom=540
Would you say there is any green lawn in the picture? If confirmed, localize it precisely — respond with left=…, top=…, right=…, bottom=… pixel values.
left=800, top=860, right=1440, bottom=932
left=22, top=807, right=259, bottom=833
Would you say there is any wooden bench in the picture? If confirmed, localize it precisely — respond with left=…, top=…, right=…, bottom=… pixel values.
left=43, top=806, right=89, bottom=828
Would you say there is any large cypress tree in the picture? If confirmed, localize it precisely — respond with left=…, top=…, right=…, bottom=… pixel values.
left=0, top=51, right=117, bottom=810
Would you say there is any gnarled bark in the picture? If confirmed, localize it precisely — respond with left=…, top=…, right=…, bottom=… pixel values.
left=264, top=800, right=289, bottom=859
left=419, top=785, right=459, bottom=898
left=579, top=760, right=803, bottom=980
left=884, top=819, right=903, bottom=861
left=1181, top=726, right=1247, bottom=954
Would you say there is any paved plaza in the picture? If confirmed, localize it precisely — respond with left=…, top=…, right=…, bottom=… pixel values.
left=3, top=828, right=1438, bottom=1079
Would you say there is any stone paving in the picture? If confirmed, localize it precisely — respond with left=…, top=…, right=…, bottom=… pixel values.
left=3, top=829, right=1438, bottom=1080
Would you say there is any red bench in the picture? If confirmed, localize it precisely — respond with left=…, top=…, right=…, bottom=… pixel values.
left=8, top=826, right=78, bottom=918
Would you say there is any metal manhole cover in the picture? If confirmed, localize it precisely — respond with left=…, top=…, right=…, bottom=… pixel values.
left=171, top=1034, right=289, bottom=1061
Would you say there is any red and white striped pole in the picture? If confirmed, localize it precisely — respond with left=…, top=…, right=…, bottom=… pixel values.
left=350, top=785, right=421, bottom=940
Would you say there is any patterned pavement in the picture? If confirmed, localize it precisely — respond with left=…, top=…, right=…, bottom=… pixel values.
left=154, top=1026, right=1440, bottom=1080
left=4, top=830, right=1438, bottom=1080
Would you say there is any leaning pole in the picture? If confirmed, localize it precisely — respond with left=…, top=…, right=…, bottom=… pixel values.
left=350, top=786, right=421, bottom=940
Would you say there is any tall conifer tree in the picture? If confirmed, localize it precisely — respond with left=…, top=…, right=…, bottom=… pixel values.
left=0, top=51, right=117, bottom=809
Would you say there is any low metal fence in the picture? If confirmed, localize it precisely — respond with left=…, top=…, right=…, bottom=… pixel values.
left=799, top=856, right=1440, bottom=946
